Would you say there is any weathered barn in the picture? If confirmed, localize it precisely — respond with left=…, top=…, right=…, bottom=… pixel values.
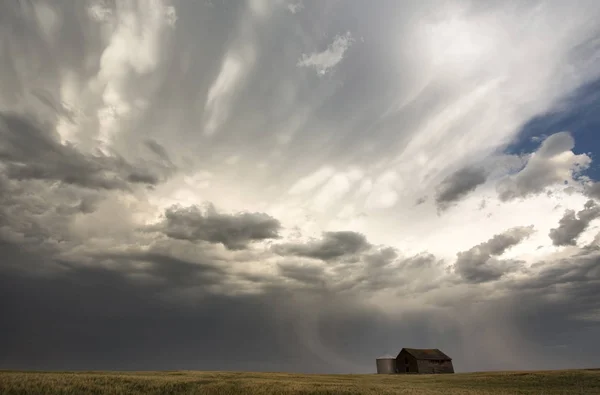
left=395, top=348, right=454, bottom=374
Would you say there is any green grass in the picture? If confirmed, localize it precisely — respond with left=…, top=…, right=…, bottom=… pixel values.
left=1, top=369, right=599, bottom=394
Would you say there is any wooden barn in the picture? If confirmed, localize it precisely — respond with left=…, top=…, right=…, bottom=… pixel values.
left=395, top=348, right=454, bottom=374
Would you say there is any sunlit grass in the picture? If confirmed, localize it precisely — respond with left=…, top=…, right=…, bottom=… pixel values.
left=1, top=369, right=599, bottom=394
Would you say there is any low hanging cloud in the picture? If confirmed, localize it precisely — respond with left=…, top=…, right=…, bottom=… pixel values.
left=297, top=32, right=354, bottom=76
left=549, top=200, right=600, bottom=246
left=273, top=238, right=445, bottom=297
left=151, top=203, right=282, bottom=250
left=355, top=249, right=444, bottom=294
left=435, top=166, right=488, bottom=210
left=497, top=132, right=591, bottom=201
left=273, top=231, right=371, bottom=261
left=277, top=261, right=326, bottom=287
left=454, top=226, right=535, bottom=283
left=94, top=250, right=228, bottom=288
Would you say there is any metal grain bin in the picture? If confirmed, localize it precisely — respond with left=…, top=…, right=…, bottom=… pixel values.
left=376, top=354, right=397, bottom=374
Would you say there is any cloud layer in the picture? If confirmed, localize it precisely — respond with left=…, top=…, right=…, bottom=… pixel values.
left=2, top=0, right=600, bottom=374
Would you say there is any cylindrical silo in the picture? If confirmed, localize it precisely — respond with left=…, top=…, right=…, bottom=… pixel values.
left=376, top=354, right=397, bottom=374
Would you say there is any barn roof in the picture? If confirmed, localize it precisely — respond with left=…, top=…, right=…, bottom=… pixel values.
left=400, top=348, right=452, bottom=361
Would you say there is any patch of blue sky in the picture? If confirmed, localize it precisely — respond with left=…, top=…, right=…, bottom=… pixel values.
left=505, top=78, right=600, bottom=181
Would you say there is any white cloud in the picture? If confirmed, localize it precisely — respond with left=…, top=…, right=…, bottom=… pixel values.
left=225, top=155, right=240, bottom=165
left=364, top=171, right=399, bottom=210
left=201, top=0, right=283, bottom=136
left=87, top=1, right=113, bottom=23
left=297, top=32, right=354, bottom=75
left=288, top=166, right=336, bottom=195
left=497, top=132, right=591, bottom=201
left=311, top=168, right=363, bottom=213
left=288, top=1, right=304, bottom=14
left=248, top=0, right=277, bottom=18
left=33, top=2, right=61, bottom=42
left=90, top=1, right=177, bottom=150
left=203, top=53, right=245, bottom=136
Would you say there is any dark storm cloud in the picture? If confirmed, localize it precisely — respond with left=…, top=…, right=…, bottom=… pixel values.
left=54, top=195, right=100, bottom=216
left=0, top=242, right=413, bottom=374
left=435, top=167, right=488, bottom=210
left=2, top=236, right=599, bottom=374
left=275, top=240, right=444, bottom=294
left=274, top=245, right=396, bottom=291
left=273, top=231, right=371, bottom=261
left=88, top=250, right=228, bottom=288
left=0, top=112, right=167, bottom=190
left=355, top=250, right=443, bottom=293
left=126, top=171, right=161, bottom=185
left=152, top=203, right=282, bottom=250
left=549, top=200, right=600, bottom=246
left=362, top=246, right=399, bottom=269
left=497, top=245, right=600, bottom=367
left=0, top=248, right=275, bottom=371
left=277, top=262, right=326, bottom=287
left=1, top=207, right=599, bottom=374
left=512, top=243, right=600, bottom=294
left=0, top=174, right=77, bottom=250
left=454, top=226, right=535, bottom=283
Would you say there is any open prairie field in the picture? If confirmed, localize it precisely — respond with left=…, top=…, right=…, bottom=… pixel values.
left=1, top=369, right=599, bottom=394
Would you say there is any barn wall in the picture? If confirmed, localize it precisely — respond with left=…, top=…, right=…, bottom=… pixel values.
left=416, top=359, right=454, bottom=374
left=396, top=349, right=455, bottom=374
left=395, top=350, right=418, bottom=374
left=409, top=356, right=419, bottom=373
left=438, top=360, right=454, bottom=374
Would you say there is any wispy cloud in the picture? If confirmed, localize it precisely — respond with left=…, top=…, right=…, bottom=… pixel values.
left=297, top=32, right=354, bottom=75
left=288, top=1, right=304, bottom=14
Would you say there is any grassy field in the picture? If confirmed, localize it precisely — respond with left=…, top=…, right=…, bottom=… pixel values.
left=1, top=369, right=599, bottom=394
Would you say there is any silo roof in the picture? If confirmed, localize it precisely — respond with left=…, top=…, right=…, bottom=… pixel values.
left=376, top=354, right=395, bottom=359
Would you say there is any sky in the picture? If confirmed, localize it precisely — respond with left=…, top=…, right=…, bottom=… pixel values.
left=1, top=0, right=600, bottom=374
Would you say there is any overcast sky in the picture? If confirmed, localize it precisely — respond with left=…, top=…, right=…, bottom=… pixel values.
left=2, top=0, right=600, bottom=374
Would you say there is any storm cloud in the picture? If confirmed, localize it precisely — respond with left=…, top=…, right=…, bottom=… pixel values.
left=0, top=112, right=168, bottom=190
left=2, top=0, right=600, bottom=375
left=435, top=167, right=488, bottom=210
left=152, top=203, right=282, bottom=250
left=273, top=231, right=371, bottom=261
left=454, top=226, right=535, bottom=283
left=549, top=200, right=600, bottom=246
